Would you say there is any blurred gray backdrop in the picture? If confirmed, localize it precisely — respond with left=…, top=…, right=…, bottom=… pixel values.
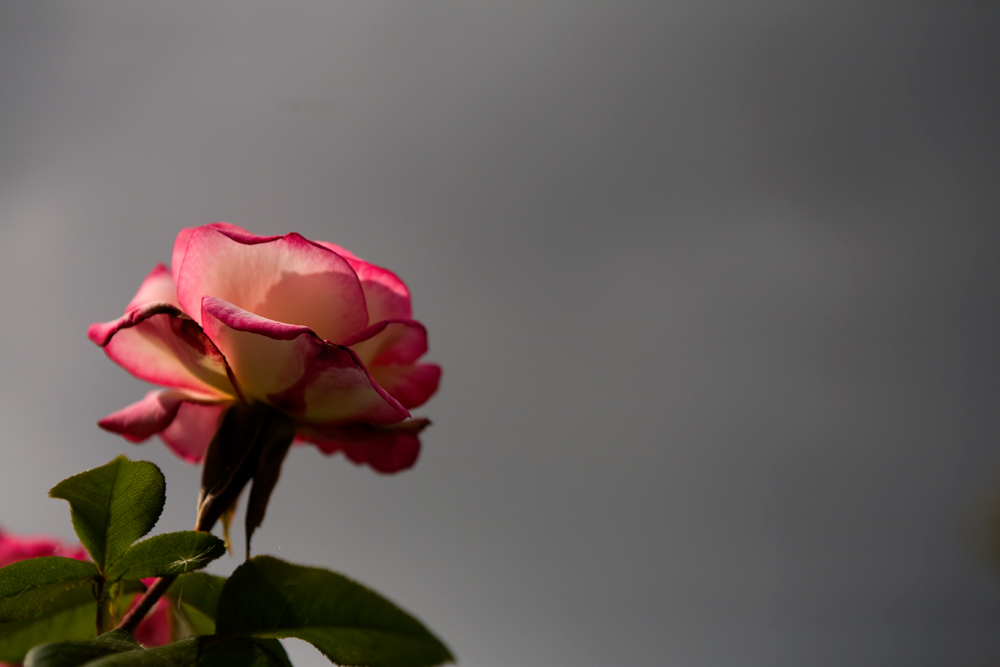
left=2, top=3, right=1000, bottom=666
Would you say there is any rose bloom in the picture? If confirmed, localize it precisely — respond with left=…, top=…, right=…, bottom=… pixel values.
left=0, top=527, right=88, bottom=567
left=88, top=223, right=440, bottom=473
left=0, top=528, right=170, bottom=661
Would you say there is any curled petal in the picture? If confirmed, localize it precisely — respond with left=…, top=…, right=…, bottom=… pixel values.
left=126, top=264, right=178, bottom=310
left=98, top=391, right=230, bottom=464
left=315, top=242, right=412, bottom=322
left=97, top=390, right=190, bottom=443
left=88, top=303, right=235, bottom=398
left=341, top=319, right=429, bottom=367
left=370, top=363, right=441, bottom=410
left=201, top=296, right=409, bottom=425
left=296, top=419, right=429, bottom=474
left=177, top=227, right=368, bottom=343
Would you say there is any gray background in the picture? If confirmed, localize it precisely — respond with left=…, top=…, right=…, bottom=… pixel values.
left=1, top=3, right=999, bottom=665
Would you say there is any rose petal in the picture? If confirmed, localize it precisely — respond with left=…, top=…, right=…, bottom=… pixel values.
left=341, top=319, right=429, bottom=367
left=177, top=227, right=368, bottom=343
left=171, top=222, right=250, bottom=287
left=88, top=303, right=235, bottom=399
left=97, top=390, right=188, bottom=442
left=201, top=296, right=408, bottom=425
left=370, top=363, right=441, bottom=410
left=126, top=264, right=178, bottom=310
left=158, top=401, right=228, bottom=463
left=99, top=390, right=230, bottom=463
left=315, top=241, right=412, bottom=322
left=296, top=419, right=429, bottom=474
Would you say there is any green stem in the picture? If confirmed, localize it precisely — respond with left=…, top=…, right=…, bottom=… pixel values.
left=95, top=577, right=115, bottom=635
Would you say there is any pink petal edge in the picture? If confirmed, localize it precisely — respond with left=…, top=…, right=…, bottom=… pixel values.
left=370, top=363, right=442, bottom=410
left=340, top=318, right=430, bottom=366
left=126, top=263, right=179, bottom=310
left=314, top=241, right=412, bottom=322
left=98, top=390, right=189, bottom=443
left=296, top=418, right=429, bottom=474
left=171, top=222, right=251, bottom=286
left=97, top=388, right=229, bottom=455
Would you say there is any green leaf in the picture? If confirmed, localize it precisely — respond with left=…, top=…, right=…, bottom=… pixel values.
left=25, top=635, right=289, bottom=667
left=49, top=457, right=166, bottom=573
left=216, top=556, right=453, bottom=667
left=23, top=629, right=141, bottom=667
left=0, top=591, right=97, bottom=663
left=0, top=581, right=147, bottom=664
left=106, top=532, right=226, bottom=581
left=72, top=637, right=198, bottom=667
left=196, top=637, right=291, bottom=667
left=0, top=557, right=98, bottom=621
left=164, top=573, right=227, bottom=637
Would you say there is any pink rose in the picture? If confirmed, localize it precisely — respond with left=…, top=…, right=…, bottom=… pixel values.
left=0, top=527, right=87, bottom=568
left=88, top=223, right=440, bottom=473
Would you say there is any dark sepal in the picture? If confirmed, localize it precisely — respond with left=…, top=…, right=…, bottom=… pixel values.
left=243, top=414, right=295, bottom=559
left=196, top=404, right=270, bottom=532
left=220, top=493, right=240, bottom=555
left=196, top=403, right=296, bottom=554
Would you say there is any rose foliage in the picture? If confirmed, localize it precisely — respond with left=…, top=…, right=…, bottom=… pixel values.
left=0, top=528, right=171, bottom=665
left=0, top=226, right=451, bottom=666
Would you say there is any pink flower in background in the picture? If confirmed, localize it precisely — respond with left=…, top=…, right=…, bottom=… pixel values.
left=88, top=223, right=440, bottom=473
left=0, top=528, right=87, bottom=568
